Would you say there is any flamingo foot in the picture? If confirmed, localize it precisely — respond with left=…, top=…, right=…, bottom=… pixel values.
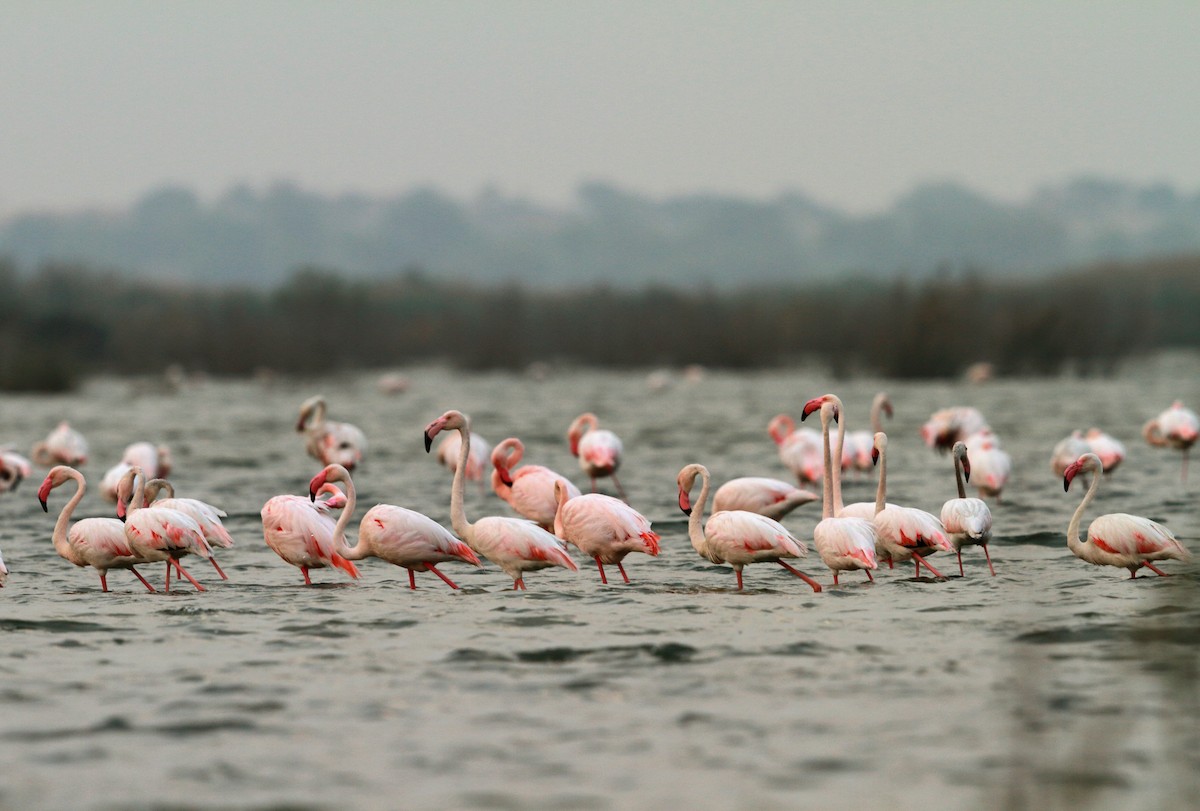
left=1143, top=561, right=1170, bottom=577
left=778, top=560, right=823, bottom=593
left=301, top=566, right=312, bottom=586
left=513, top=577, right=527, bottom=591
left=912, top=552, right=945, bottom=580
left=408, top=568, right=417, bottom=589
left=594, top=557, right=608, bottom=585
left=424, top=563, right=460, bottom=589
left=616, top=561, right=630, bottom=584
left=173, top=559, right=206, bottom=592
left=983, top=545, right=996, bottom=576
left=209, top=556, right=228, bottom=581
left=129, top=566, right=156, bottom=593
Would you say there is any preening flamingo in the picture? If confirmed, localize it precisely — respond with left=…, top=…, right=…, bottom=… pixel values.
left=806, top=400, right=877, bottom=585
left=844, top=392, right=893, bottom=474
left=36, top=466, right=156, bottom=592
left=1084, top=428, right=1126, bottom=473
left=426, top=410, right=578, bottom=590
left=435, top=429, right=492, bottom=485
left=491, top=437, right=581, bottom=530
left=308, top=463, right=480, bottom=590
left=1063, top=453, right=1191, bottom=577
left=1050, top=431, right=1090, bottom=477
left=941, top=442, right=995, bottom=576
left=297, top=395, right=368, bottom=471
left=100, top=441, right=173, bottom=502
left=767, top=414, right=824, bottom=485
left=712, top=477, right=818, bottom=521
left=567, top=412, right=627, bottom=499
left=116, top=468, right=212, bottom=592
left=31, top=421, right=89, bottom=466
left=0, top=449, right=31, bottom=494
left=1143, top=401, right=1200, bottom=483
left=261, top=481, right=360, bottom=586
left=552, top=480, right=659, bottom=584
left=676, top=463, right=821, bottom=592
left=920, top=406, right=988, bottom=453
left=141, top=478, right=233, bottom=580
left=962, top=429, right=1011, bottom=500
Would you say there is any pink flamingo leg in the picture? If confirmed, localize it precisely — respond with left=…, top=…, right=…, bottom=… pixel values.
left=164, top=561, right=172, bottom=592
left=408, top=569, right=417, bottom=589
left=589, top=477, right=598, bottom=494
left=832, top=572, right=840, bottom=586
left=1183, top=449, right=1189, bottom=485
left=778, top=560, right=823, bottom=593
left=594, top=557, right=609, bottom=584
left=129, top=567, right=156, bottom=593
left=616, top=561, right=630, bottom=584
left=611, top=474, right=628, bottom=502
left=99, top=573, right=109, bottom=592
left=1142, top=561, right=1170, bottom=577
left=983, top=545, right=996, bottom=576
left=865, top=570, right=874, bottom=582
left=301, top=566, right=312, bottom=586
left=424, top=563, right=460, bottom=589
left=887, top=558, right=894, bottom=570
left=172, top=559, right=206, bottom=592
left=208, top=557, right=228, bottom=580
left=735, top=568, right=744, bottom=590
left=915, top=559, right=920, bottom=578
left=956, top=549, right=964, bottom=576
left=912, top=552, right=945, bottom=579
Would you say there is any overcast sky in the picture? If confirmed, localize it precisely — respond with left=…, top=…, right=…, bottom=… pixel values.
left=2, top=1, right=1198, bottom=218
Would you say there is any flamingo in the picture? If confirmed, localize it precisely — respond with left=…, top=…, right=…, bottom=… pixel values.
left=490, top=437, right=581, bottom=530
left=920, top=406, right=988, bottom=453
left=425, top=410, right=578, bottom=590
left=844, top=392, right=894, bottom=474
left=0, top=546, right=6, bottom=587
left=1063, top=453, right=1191, bottom=577
left=1084, top=428, right=1126, bottom=474
left=116, top=467, right=212, bottom=592
left=0, top=449, right=32, bottom=494
left=712, top=477, right=818, bottom=521
left=261, top=481, right=361, bottom=586
left=941, top=442, right=995, bottom=576
left=36, top=466, right=156, bottom=592
left=962, top=429, right=1011, bottom=500
left=676, top=462, right=822, bottom=592
left=1142, top=401, right=1200, bottom=483
left=435, top=429, right=492, bottom=485
left=806, top=400, right=877, bottom=585
left=1050, top=431, right=1090, bottom=477
left=308, top=463, right=481, bottom=589
left=31, top=421, right=89, bottom=466
left=296, top=395, right=368, bottom=471
left=551, top=480, right=659, bottom=584
left=140, top=478, right=233, bottom=580
left=100, top=441, right=173, bottom=502
left=567, top=412, right=627, bottom=499
left=767, top=414, right=824, bottom=485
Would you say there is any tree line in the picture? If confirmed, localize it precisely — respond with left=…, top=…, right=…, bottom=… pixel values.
left=1, top=254, right=1197, bottom=391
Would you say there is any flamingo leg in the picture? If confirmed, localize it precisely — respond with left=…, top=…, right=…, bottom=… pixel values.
left=590, top=477, right=598, bottom=494
left=99, top=572, right=109, bottom=593
left=616, top=561, right=630, bottom=584
left=887, top=558, right=894, bottom=570
left=865, top=569, right=874, bottom=582
left=164, top=561, right=172, bottom=592
left=594, top=557, right=608, bottom=584
left=735, top=568, right=744, bottom=590
left=611, top=474, right=628, bottom=502
left=983, top=545, right=996, bottom=576
left=912, top=552, right=945, bottom=579
left=172, top=559, right=206, bottom=592
left=1142, top=561, right=1170, bottom=577
left=514, top=577, right=527, bottom=590
left=129, top=566, right=156, bottom=593
left=408, top=568, right=417, bottom=589
left=832, top=572, right=840, bottom=586
left=956, top=549, right=964, bottom=576
left=1183, top=449, right=1190, bottom=485
left=208, top=556, right=228, bottom=581
left=424, top=563, right=460, bottom=589
left=777, top=560, right=823, bottom=593
left=915, top=559, right=921, bottom=578
left=301, top=566, right=312, bottom=586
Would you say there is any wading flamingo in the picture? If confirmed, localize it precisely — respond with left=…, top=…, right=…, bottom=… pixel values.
left=117, top=468, right=212, bottom=593
left=491, top=437, right=581, bottom=530
left=806, top=400, right=877, bottom=585
left=37, top=466, right=156, bottom=592
left=297, top=395, right=368, bottom=471
left=676, top=462, right=822, bottom=592
left=1050, top=431, right=1090, bottom=477
left=0, top=449, right=31, bottom=494
left=100, top=441, right=173, bottom=502
left=141, top=478, right=233, bottom=579
left=1063, top=453, right=1191, bottom=577
left=1084, top=428, right=1126, bottom=473
left=1143, top=401, right=1200, bottom=483
left=552, top=480, right=659, bottom=584
left=426, top=410, right=577, bottom=590
left=920, top=406, right=988, bottom=453
left=308, top=463, right=480, bottom=590
left=712, top=477, right=818, bottom=521
left=261, top=481, right=360, bottom=586
left=844, top=392, right=894, bottom=474
left=962, top=429, right=1011, bottom=500
left=567, top=412, right=627, bottom=499
left=0, top=547, right=6, bottom=587
left=767, top=414, right=824, bottom=485
left=435, top=429, right=492, bottom=485
left=31, top=421, right=89, bottom=466
left=941, top=442, right=995, bottom=576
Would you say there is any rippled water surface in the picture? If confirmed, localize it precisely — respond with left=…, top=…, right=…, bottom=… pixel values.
left=1, top=359, right=1197, bottom=810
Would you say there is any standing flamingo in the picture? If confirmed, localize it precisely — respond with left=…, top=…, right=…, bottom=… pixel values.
left=676, top=463, right=822, bottom=592
left=962, top=429, right=1011, bottom=500
left=1050, top=431, right=1090, bottom=477
left=807, top=400, right=877, bottom=585
left=261, top=481, right=360, bottom=586
left=712, top=477, right=818, bottom=521
left=844, top=392, right=894, bottom=474
left=767, top=414, right=824, bottom=485
left=491, top=437, right=581, bottom=530
left=920, top=406, right=988, bottom=453
left=1143, top=401, right=1200, bottom=483
left=0, top=546, right=6, bottom=587
left=308, top=463, right=481, bottom=589
left=551, top=480, right=659, bottom=584
left=100, top=441, right=173, bottom=502
left=31, top=421, right=89, bottom=466
left=941, top=442, right=995, bottom=576
left=1084, top=428, right=1126, bottom=473
left=1063, top=453, right=1191, bottom=577
left=426, top=410, right=578, bottom=590
left=296, top=395, right=368, bottom=471
left=36, top=466, right=156, bottom=592
left=0, top=449, right=31, bottom=494
left=116, top=468, right=212, bottom=593
left=567, top=412, right=627, bottom=499
left=435, top=429, right=492, bottom=485
left=141, top=478, right=233, bottom=580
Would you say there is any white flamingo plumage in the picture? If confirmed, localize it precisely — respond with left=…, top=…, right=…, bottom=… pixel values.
left=141, top=478, right=233, bottom=580
left=31, top=421, right=89, bottom=467
left=0, top=449, right=32, bottom=494
left=712, top=477, right=818, bottom=521
left=963, top=429, right=1011, bottom=500
left=296, top=395, right=367, bottom=471
left=677, top=463, right=822, bottom=592
left=261, top=482, right=361, bottom=586
left=100, top=441, right=173, bottom=502
left=941, top=442, right=995, bottom=576
left=491, top=437, right=581, bottom=530
left=1084, top=428, right=1126, bottom=473
left=767, top=414, right=824, bottom=485
left=1063, top=453, right=1191, bottom=577
left=0, top=546, right=6, bottom=587
left=307, top=464, right=481, bottom=590
left=844, top=392, right=893, bottom=474
left=1143, top=401, right=1200, bottom=483
left=37, top=465, right=156, bottom=592
left=116, top=466, right=212, bottom=593
left=1050, top=431, right=1090, bottom=477
left=567, top=412, right=627, bottom=499
left=435, top=429, right=492, bottom=484
left=552, top=481, right=659, bottom=584
left=920, top=406, right=988, bottom=453
left=426, top=410, right=578, bottom=590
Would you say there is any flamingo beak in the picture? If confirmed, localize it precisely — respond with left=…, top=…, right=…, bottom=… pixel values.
left=962, top=459, right=972, bottom=483
left=800, top=398, right=822, bottom=421
left=1063, top=465, right=1077, bottom=492
left=871, top=448, right=879, bottom=466
left=678, top=490, right=692, bottom=516
left=498, top=467, right=514, bottom=486
left=424, top=431, right=434, bottom=453
left=308, top=471, right=328, bottom=501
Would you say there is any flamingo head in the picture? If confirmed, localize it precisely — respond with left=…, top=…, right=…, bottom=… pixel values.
left=424, top=410, right=468, bottom=453
left=676, top=464, right=705, bottom=516
left=308, top=464, right=348, bottom=501
left=880, top=397, right=894, bottom=419
left=767, top=414, right=794, bottom=444
left=801, top=394, right=839, bottom=423
left=1063, top=453, right=1100, bottom=492
left=37, top=472, right=59, bottom=512
left=0, top=463, right=22, bottom=494
left=491, top=438, right=522, bottom=484
left=566, top=413, right=597, bottom=456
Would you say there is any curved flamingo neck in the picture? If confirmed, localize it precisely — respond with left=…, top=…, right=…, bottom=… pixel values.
left=449, top=423, right=475, bottom=540
left=126, top=468, right=147, bottom=515
left=327, top=468, right=362, bottom=558
left=953, top=452, right=967, bottom=499
left=870, top=395, right=888, bottom=433
left=873, top=440, right=888, bottom=516
left=686, top=466, right=711, bottom=556
left=552, top=483, right=569, bottom=539
left=51, top=470, right=86, bottom=560
left=1067, top=463, right=1101, bottom=555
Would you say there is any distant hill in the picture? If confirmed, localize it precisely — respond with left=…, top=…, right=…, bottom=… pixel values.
left=2, top=177, right=1198, bottom=287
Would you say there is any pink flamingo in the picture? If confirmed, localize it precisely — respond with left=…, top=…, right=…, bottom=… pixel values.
left=920, top=406, right=988, bottom=453
left=1050, top=431, right=1089, bottom=477
left=712, top=477, right=818, bottom=521
left=434, top=428, right=492, bottom=485
left=1084, top=428, right=1125, bottom=473
left=308, top=463, right=481, bottom=590
left=1064, top=453, right=1191, bottom=577
left=551, top=480, right=659, bottom=584
left=296, top=395, right=368, bottom=471
left=142, top=478, right=233, bottom=580
left=491, top=437, right=581, bottom=530
left=567, top=412, right=627, bottom=499
left=37, top=465, right=156, bottom=592
left=808, top=400, right=877, bottom=585
left=941, top=441, right=995, bottom=576
left=31, top=421, right=89, bottom=466
left=115, top=466, right=211, bottom=592
left=100, top=441, right=173, bottom=502
left=767, top=414, right=824, bottom=485
left=676, top=462, right=822, bottom=592
left=0, top=449, right=32, bottom=494
left=1143, top=401, right=1200, bottom=483
left=261, top=480, right=360, bottom=586
left=0, top=546, right=6, bottom=587
left=962, top=429, right=1011, bottom=500
left=426, top=410, right=578, bottom=590
left=844, top=392, right=893, bottom=474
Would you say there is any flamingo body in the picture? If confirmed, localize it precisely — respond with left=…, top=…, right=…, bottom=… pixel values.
left=768, top=415, right=824, bottom=484
left=491, top=437, right=580, bottom=529
left=1084, top=429, right=1125, bottom=473
left=1050, top=431, right=1090, bottom=477
left=261, top=494, right=360, bottom=583
left=297, top=395, right=367, bottom=470
left=32, top=422, right=89, bottom=466
left=712, top=477, right=818, bottom=521
left=436, top=431, right=492, bottom=482
left=356, top=504, right=481, bottom=573
left=553, top=491, right=659, bottom=583
left=568, top=413, right=626, bottom=497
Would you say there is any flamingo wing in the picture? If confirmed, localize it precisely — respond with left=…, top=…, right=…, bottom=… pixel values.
left=713, top=477, right=817, bottom=516
left=1088, top=514, right=1190, bottom=561
left=127, top=507, right=211, bottom=556
left=510, top=466, right=579, bottom=526
left=560, top=494, right=659, bottom=555
left=360, top=504, right=480, bottom=566
left=876, top=506, right=952, bottom=552
left=475, top=517, right=579, bottom=572
left=940, top=498, right=993, bottom=541
left=70, top=518, right=138, bottom=560
left=156, top=497, right=234, bottom=547
left=706, top=510, right=806, bottom=562
left=813, top=516, right=878, bottom=569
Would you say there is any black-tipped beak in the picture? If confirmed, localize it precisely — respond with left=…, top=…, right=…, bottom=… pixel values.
left=424, top=432, right=433, bottom=453
left=119, top=514, right=126, bottom=523
left=681, top=505, right=692, bottom=516
left=1063, top=476, right=1070, bottom=493
left=872, top=450, right=879, bottom=467
left=39, top=497, right=48, bottom=513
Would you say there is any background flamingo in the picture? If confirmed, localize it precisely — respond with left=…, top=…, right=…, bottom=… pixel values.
left=712, top=477, right=818, bottom=521
left=435, top=429, right=492, bottom=485
left=920, top=406, right=988, bottom=453
left=1050, top=430, right=1089, bottom=476
left=941, top=442, right=995, bottom=576
left=117, top=468, right=212, bottom=592
left=844, top=392, right=893, bottom=474
left=0, top=449, right=31, bottom=494
left=309, top=463, right=480, bottom=589
left=677, top=462, right=821, bottom=592
left=808, top=399, right=877, bottom=585
left=767, top=414, right=824, bottom=485
left=962, top=429, right=1011, bottom=500
left=567, top=412, right=627, bottom=499
left=552, top=480, right=659, bottom=584
left=426, top=410, right=577, bottom=590
left=261, top=480, right=360, bottom=586
left=31, top=421, right=89, bottom=466
left=296, top=395, right=368, bottom=471
left=100, top=441, right=172, bottom=502
left=491, top=437, right=580, bottom=530
left=1143, top=401, right=1199, bottom=482
left=1064, top=453, right=1191, bottom=577
left=0, top=546, right=6, bottom=587
left=1084, top=428, right=1126, bottom=473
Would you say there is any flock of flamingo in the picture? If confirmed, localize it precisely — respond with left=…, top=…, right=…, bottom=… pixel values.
left=0, top=392, right=1195, bottom=594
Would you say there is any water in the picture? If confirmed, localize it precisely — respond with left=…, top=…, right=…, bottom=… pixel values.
left=1, top=359, right=1197, bottom=810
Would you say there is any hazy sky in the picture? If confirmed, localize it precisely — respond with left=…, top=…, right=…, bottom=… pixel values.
left=3, top=1, right=1198, bottom=218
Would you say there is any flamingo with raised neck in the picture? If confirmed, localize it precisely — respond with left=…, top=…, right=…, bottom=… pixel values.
left=941, top=442, right=995, bottom=576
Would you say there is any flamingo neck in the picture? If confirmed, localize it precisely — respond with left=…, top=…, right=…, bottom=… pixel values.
left=52, top=472, right=86, bottom=561
left=686, top=468, right=711, bottom=557
left=832, top=410, right=845, bottom=513
left=873, top=443, right=887, bottom=516
left=1067, top=467, right=1100, bottom=555
left=126, top=470, right=147, bottom=515
left=870, top=395, right=886, bottom=433
left=954, top=454, right=967, bottom=499
left=329, top=470, right=363, bottom=558
left=820, top=409, right=834, bottom=519
left=449, top=424, right=475, bottom=540
left=552, top=485, right=569, bottom=540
